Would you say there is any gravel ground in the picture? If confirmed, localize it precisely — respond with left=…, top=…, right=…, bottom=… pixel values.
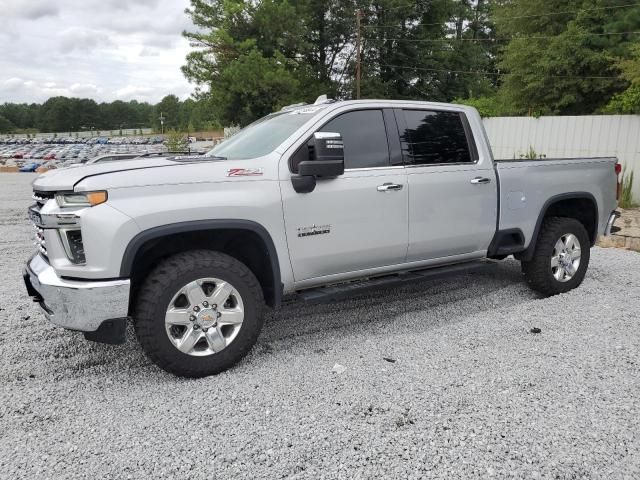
left=1, top=173, right=639, bottom=479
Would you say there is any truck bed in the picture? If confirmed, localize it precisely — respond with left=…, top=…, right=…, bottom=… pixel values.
left=495, top=156, right=618, bottom=250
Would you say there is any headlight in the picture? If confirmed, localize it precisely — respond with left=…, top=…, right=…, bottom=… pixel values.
left=56, top=191, right=107, bottom=208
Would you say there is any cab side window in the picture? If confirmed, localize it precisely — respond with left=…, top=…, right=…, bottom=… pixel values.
left=290, top=109, right=390, bottom=172
left=400, top=110, right=473, bottom=165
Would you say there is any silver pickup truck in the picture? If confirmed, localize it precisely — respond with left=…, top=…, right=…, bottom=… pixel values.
left=23, top=98, right=620, bottom=377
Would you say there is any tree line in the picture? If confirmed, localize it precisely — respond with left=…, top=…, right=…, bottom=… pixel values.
left=182, top=0, right=640, bottom=124
left=0, top=95, right=218, bottom=134
left=3, top=0, right=639, bottom=133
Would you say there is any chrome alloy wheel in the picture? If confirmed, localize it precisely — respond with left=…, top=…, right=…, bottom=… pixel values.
left=165, top=278, right=244, bottom=356
left=551, top=233, right=581, bottom=283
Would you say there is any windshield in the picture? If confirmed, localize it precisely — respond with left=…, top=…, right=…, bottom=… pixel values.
left=206, top=109, right=321, bottom=160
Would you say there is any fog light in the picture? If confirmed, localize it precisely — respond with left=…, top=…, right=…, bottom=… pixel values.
left=60, top=229, right=86, bottom=264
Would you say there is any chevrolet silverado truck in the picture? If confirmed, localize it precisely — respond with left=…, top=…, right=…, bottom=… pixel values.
left=23, top=98, right=621, bottom=377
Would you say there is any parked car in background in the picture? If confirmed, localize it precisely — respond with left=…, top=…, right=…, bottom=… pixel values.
left=19, top=162, right=40, bottom=172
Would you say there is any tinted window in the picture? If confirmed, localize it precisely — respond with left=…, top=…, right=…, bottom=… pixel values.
left=320, top=110, right=390, bottom=169
left=400, top=110, right=472, bottom=165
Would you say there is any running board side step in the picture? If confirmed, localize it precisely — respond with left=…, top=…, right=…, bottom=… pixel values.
left=296, top=260, right=498, bottom=304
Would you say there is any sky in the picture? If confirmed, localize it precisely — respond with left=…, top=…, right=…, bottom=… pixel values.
left=0, top=0, right=195, bottom=104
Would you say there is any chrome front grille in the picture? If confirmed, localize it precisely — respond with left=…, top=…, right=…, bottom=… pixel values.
left=33, top=224, right=47, bottom=257
left=30, top=191, right=53, bottom=259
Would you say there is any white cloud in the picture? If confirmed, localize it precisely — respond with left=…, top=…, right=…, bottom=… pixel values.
left=93, top=0, right=161, bottom=11
left=115, top=85, right=156, bottom=99
left=70, top=83, right=101, bottom=96
left=4, top=0, right=59, bottom=19
left=139, top=47, right=161, bottom=57
left=101, top=15, right=191, bottom=36
left=2, top=77, right=25, bottom=91
left=0, top=0, right=194, bottom=103
left=59, top=27, right=113, bottom=53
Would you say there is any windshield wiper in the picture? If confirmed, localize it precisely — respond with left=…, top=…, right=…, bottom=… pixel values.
left=208, top=155, right=227, bottom=160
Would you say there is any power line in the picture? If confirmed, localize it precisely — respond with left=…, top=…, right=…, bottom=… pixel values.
left=380, top=65, right=432, bottom=98
left=378, top=63, right=623, bottom=80
left=363, top=2, right=640, bottom=30
left=369, top=2, right=428, bottom=14
left=367, top=30, right=640, bottom=44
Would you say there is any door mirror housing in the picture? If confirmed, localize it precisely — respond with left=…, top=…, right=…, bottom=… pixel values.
left=298, top=132, right=344, bottom=177
left=292, top=132, right=345, bottom=193
left=298, top=132, right=345, bottom=177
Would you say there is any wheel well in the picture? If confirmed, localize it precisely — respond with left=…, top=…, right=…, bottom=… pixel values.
left=516, top=195, right=598, bottom=262
left=543, top=197, right=598, bottom=245
left=127, top=228, right=279, bottom=313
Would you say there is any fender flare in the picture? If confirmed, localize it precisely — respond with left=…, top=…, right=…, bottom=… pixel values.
left=517, top=192, right=598, bottom=262
left=120, top=219, right=282, bottom=307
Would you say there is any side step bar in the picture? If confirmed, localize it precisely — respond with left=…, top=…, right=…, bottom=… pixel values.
left=297, top=260, right=498, bottom=304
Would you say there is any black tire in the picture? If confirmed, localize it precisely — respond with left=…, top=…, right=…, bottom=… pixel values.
left=521, top=217, right=591, bottom=296
left=134, top=250, right=264, bottom=378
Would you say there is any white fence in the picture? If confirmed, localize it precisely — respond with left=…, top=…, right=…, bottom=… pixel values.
left=483, top=115, right=640, bottom=200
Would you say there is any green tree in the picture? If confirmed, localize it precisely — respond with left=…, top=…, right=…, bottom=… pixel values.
left=0, top=114, right=15, bottom=133
left=604, top=44, right=640, bottom=113
left=183, top=0, right=312, bottom=126
left=37, top=97, right=73, bottom=132
left=494, top=0, right=638, bottom=115
left=165, top=130, right=189, bottom=152
left=154, top=94, right=181, bottom=130
left=208, top=49, right=300, bottom=126
left=0, top=103, right=38, bottom=129
left=453, top=94, right=515, bottom=117
left=182, top=0, right=501, bottom=124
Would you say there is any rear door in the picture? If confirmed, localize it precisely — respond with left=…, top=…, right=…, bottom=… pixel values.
left=396, top=108, right=497, bottom=261
left=281, top=108, right=409, bottom=284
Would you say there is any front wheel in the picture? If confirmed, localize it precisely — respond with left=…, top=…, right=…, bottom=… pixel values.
left=134, top=250, right=265, bottom=377
left=521, top=217, right=591, bottom=296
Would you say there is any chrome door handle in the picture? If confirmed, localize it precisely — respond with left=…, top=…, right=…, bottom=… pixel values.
left=377, top=183, right=404, bottom=192
left=470, top=177, right=491, bottom=185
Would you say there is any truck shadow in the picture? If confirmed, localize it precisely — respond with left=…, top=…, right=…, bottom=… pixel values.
left=9, top=258, right=531, bottom=380
left=258, top=258, right=531, bottom=346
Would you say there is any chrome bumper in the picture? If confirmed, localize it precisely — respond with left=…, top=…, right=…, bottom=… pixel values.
left=23, top=254, right=130, bottom=332
left=604, top=211, right=621, bottom=236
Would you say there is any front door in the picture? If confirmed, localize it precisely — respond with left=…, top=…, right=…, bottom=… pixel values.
left=280, top=109, right=409, bottom=284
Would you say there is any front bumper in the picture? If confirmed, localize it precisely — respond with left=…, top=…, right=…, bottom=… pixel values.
left=23, top=254, right=130, bottom=332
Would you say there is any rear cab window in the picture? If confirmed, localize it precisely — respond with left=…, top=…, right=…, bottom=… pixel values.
left=398, top=109, right=477, bottom=166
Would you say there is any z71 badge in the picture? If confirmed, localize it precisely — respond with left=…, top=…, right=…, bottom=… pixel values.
left=297, top=224, right=331, bottom=238
left=227, top=168, right=264, bottom=177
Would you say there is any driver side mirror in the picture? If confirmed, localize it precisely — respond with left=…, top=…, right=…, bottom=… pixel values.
left=292, top=132, right=345, bottom=193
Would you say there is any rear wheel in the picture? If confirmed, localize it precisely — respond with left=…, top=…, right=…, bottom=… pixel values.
left=521, top=217, right=590, bottom=296
left=134, top=250, right=264, bottom=377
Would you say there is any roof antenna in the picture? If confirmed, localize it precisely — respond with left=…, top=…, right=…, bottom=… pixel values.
left=314, top=95, right=329, bottom=105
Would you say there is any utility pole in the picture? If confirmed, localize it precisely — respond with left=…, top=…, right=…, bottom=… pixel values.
left=355, top=9, right=363, bottom=100
left=159, top=112, right=165, bottom=135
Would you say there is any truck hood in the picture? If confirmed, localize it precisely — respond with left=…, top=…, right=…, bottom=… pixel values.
left=32, top=157, right=189, bottom=191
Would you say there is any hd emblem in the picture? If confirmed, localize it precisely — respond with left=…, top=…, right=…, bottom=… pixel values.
left=297, top=224, right=331, bottom=238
